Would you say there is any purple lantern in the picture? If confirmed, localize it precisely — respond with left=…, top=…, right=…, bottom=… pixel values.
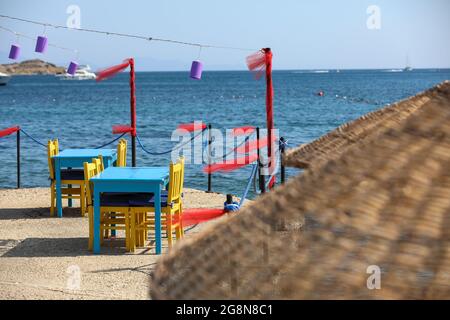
left=35, top=36, right=48, bottom=53
left=190, top=60, right=203, bottom=80
left=67, top=61, right=78, bottom=75
left=9, top=44, right=20, bottom=60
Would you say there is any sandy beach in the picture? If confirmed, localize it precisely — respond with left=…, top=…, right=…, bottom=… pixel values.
left=0, top=187, right=233, bottom=300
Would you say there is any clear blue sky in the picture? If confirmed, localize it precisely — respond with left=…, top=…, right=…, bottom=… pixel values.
left=0, top=0, right=449, bottom=70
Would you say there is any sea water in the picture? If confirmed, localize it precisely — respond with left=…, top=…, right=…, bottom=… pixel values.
left=1, top=69, right=449, bottom=198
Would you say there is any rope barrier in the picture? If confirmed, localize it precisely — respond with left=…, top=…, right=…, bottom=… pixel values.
left=18, top=128, right=127, bottom=149
left=238, top=163, right=258, bottom=207
left=136, top=128, right=206, bottom=156
left=207, top=135, right=252, bottom=163
left=94, top=133, right=126, bottom=149
left=183, top=223, right=199, bottom=233
left=19, top=129, right=47, bottom=148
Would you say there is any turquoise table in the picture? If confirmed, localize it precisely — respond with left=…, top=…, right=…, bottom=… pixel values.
left=90, top=166, right=169, bottom=254
left=53, top=149, right=117, bottom=218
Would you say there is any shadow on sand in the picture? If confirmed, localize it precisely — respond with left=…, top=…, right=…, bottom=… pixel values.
left=0, top=207, right=84, bottom=220
left=1, top=237, right=160, bottom=258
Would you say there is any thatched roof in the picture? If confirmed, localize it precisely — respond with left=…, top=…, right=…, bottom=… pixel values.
left=151, top=81, right=450, bottom=299
left=284, top=81, right=450, bottom=169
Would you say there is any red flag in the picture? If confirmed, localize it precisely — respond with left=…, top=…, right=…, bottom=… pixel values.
left=96, top=59, right=131, bottom=82
left=246, top=48, right=276, bottom=186
left=203, top=153, right=258, bottom=173
left=171, top=208, right=226, bottom=227
left=0, top=126, right=20, bottom=138
left=177, top=123, right=207, bottom=132
left=231, top=126, right=255, bottom=136
left=234, top=135, right=278, bottom=154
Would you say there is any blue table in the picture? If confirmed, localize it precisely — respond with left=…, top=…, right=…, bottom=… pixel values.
left=53, top=149, right=117, bottom=218
left=90, top=166, right=169, bottom=254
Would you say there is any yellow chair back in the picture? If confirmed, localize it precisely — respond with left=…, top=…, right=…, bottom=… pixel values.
left=83, top=161, right=97, bottom=208
left=92, top=156, right=104, bottom=173
left=47, top=139, right=59, bottom=180
left=116, top=138, right=127, bottom=167
left=167, top=157, right=184, bottom=204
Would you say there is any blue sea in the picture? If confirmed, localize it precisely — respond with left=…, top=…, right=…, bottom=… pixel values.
left=1, top=69, right=449, bottom=198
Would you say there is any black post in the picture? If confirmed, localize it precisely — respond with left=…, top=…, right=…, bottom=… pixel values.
left=131, top=135, right=136, bottom=167
left=16, top=129, right=20, bottom=189
left=256, top=127, right=266, bottom=193
left=280, top=137, right=286, bottom=184
left=207, top=124, right=212, bottom=193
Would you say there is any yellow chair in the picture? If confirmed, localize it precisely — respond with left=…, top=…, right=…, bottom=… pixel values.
left=48, top=139, right=86, bottom=216
left=84, top=159, right=132, bottom=251
left=130, top=157, right=185, bottom=251
left=116, top=138, right=127, bottom=167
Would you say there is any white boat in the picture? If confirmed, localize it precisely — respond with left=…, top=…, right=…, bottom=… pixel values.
left=403, top=55, right=413, bottom=72
left=58, top=65, right=96, bottom=80
left=0, top=72, right=11, bottom=85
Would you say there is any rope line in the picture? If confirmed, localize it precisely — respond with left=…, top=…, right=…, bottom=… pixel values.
left=0, top=14, right=255, bottom=52
left=19, top=128, right=126, bottom=149
left=94, top=133, right=126, bottom=149
left=183, top=224, right=198, bottom=233
left=207, top=135, right=252, bottom=163
left=19, top=129, right=47, bottom=147
left=239, top=163, right=258, bottom=207
left=136, top=128, right=206, bottom=156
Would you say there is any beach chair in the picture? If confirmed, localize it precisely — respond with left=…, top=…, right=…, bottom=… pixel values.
left=84, top=159, right=132, bottom=251
left=116, top=138, right=127, bottom=167
left=48, top=139, right=86, bottom=216
left=129, top=157, right=185, bottom=251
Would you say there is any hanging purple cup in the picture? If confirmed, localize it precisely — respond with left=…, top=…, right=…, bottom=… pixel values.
left=35, top=36, right=48, bottom=53
left=67, top=61, right=78, bottom=75
left=8, top=44, right=20, bottom=60
left=190, top=60, right=203, bottom=80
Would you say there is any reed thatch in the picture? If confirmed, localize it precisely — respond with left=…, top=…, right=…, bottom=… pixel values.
left=284, top=81, right=450, bottom=169
left=150, top=81, right=450, bottom=300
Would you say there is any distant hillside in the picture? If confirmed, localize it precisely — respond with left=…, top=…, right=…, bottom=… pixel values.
left=0, top=59, right=65, bottom=75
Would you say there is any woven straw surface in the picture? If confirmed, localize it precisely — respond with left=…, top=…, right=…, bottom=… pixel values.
left=151, top=82, right=450, bottom=299
left=284, top=81, right=449, bottom=169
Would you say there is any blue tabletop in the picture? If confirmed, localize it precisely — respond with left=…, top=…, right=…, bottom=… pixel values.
left=91, top=167, right=169, bottom=182
left=53, top=149, right=116, bottom=158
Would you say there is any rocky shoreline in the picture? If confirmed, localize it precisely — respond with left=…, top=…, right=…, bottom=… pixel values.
left=0, top=59, right=65, bottom=75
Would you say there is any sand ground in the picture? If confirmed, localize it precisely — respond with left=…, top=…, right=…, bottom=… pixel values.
left=0, top=187, right=232, bottom=300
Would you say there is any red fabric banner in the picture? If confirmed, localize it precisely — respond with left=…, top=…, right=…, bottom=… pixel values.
left=96, top=60, right=131, bottom=82
left=172, top=208, right=226, bottom=227
left=177, top=123, right=207, bottom=132
left=234, top=135, right=278, bottom=154
left=112, top=125, right=133, bottom=134
left=203, top=153, right=258, bottom=173
left=0, top=126, right=20, bottom=138
left=231, top=126, right=255, bottom=136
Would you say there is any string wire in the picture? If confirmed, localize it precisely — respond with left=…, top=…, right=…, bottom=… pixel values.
left=0, top=25, right=77, bottom=53
left=0, top=14, right=256, bottom=52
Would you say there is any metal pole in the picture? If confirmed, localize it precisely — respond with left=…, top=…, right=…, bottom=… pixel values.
left=131, top=136, right=136, bottom=167
left=129, top=58, right=137, bottom=167
left=280, top=137, right=286, bottom=184
left=256, top=127, right=265, bottom=193
left=16, top=129, right=20, bottom=189
left=207, top=124, right=212, bottom=192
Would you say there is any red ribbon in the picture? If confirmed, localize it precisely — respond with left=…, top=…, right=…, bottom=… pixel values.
left=177, top=123, right=207, bottom=132
left=203, top=153, right=258, bottom=173
left=0, top=126, right=20, bottom=138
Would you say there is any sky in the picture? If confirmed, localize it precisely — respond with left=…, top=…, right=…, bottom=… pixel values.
left=0, top=0, right=449, bottom=71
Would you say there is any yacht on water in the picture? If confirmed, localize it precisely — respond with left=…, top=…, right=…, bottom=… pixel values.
left=58, top=65, right=96, bottom=80
left=0, top=72, right=11, bottom=85
left=403, top=55, right=413, bottom=72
